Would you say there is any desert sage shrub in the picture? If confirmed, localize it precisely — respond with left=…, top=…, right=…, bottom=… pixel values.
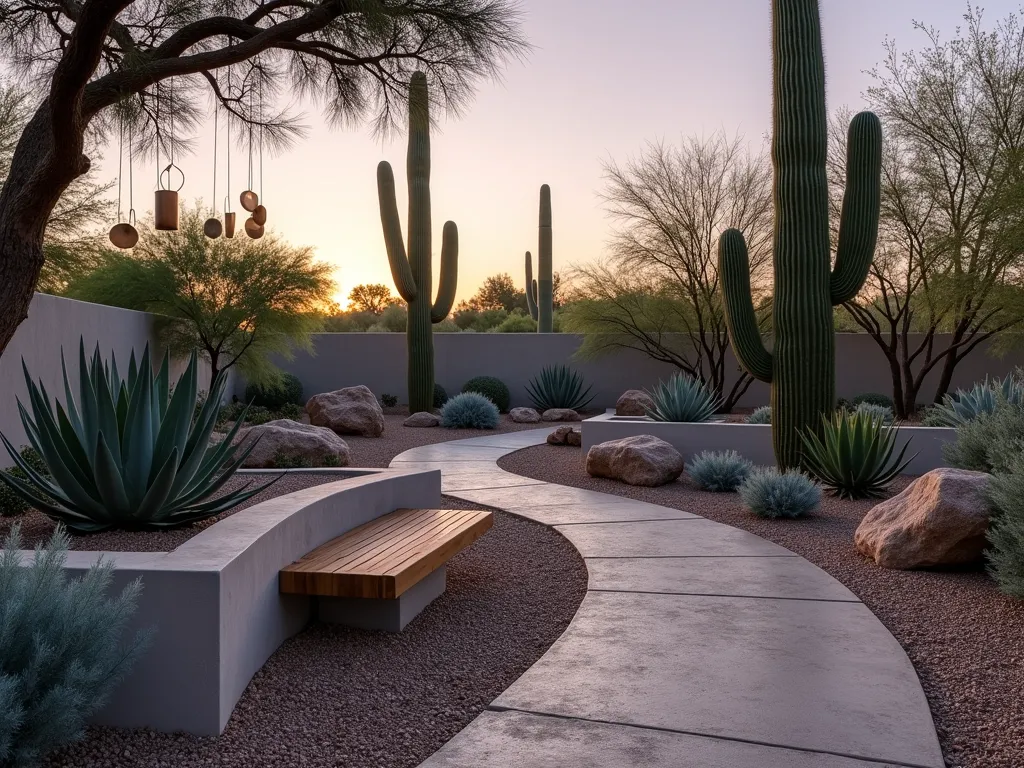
left=380, top=393, right=398, bottom=408
left=440, top=392, right=500, bottom=429
left=944, top=402, right=1024, bottom=475
left=0, top=526, right=150, bottom=766
left=738, top=468, right=821, bottom=519
left=686, top=450, right=753, bottom=492
left=0, top=448, right=49, bottom=517
left=854, top=402, right=894, bottom=424
left=461, top=376, right=511, bottom=413
left=746, top=406, right=771, bottom=424
left=433, top=383, right=449, bottom=408
left=852, top=392, right=894, bottom=410
left=986, top=455, right=1024, bottom=597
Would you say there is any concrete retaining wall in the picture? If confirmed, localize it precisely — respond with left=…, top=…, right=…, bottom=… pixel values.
left=0, top=293, right=228, bottom=465
left=41, top=466, right=440, bottom=736
left=581, top=413, right=956, bottom=476
left=259, top=332, right=1024, bottom=410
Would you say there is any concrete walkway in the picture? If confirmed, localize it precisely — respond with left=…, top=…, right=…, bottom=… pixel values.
left=392, top=429, right=945, bottom=768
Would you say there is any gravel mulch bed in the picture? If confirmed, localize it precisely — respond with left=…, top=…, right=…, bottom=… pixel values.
left=498, top=445, right=1024, bottom=768
left=1, top=473, right=342, bottom=553
left=45, top=497, right=588, bottom=768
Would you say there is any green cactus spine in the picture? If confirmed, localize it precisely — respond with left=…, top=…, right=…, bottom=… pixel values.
left=525, top=250, right=538, bottom=321
left=718, top=0, right=882, bottom=469
left=377, top=72, right=458, bottom=414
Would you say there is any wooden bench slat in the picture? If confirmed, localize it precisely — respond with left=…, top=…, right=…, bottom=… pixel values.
left=333, top=511, right=478, bottom=574
left=279, top=509, right=492, bottom=599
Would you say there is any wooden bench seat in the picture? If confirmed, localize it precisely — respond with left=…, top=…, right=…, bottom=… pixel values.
left=279, top=508, right=492, bottom=631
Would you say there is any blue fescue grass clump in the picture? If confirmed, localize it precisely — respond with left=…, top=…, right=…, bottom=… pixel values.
left=746, top=406, right=771, bottom=424
left=738, top=468, right=821, bottom=519
left=0, top=525, right=150, bottom=765
left=440, top=392, right=500, bottom=429
left=685, top=450, right=753, bottom=492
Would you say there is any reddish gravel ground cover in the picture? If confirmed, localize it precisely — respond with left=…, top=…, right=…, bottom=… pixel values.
left=498, top=443, right=1024, bottom=768
left=43, top=499, right=587, bottom=768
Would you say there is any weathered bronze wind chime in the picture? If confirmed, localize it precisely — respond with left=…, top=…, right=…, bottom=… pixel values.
left=154, top=81, right=183, bottom=231
left=108, top=105, right=138, bottom=249
left=241, top=72, right=267, bottom=238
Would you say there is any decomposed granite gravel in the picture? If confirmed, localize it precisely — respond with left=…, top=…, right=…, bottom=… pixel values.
left=498, top=443, right=1024, bottom=768
left=43, top=496, right=588, bottom=768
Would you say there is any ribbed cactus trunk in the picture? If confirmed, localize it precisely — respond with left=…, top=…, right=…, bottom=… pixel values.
left=537, top=184, right=553, bottom=332
left=525, top=250, right=538, bottom=320
left=378, top=72, right=459, bottom=414
left=718, top=0, right=882, bottom=469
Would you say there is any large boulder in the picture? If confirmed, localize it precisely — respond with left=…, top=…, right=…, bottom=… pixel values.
left=306, top=385, right=385, bottom=437
left=854, top=468, right=992, bottom=569
left=404, top=411, right=440, bottom=428
left=542, top=408, right=580, bottom=422
left=586, top=435, right=684, bottom=487
left=233, top=419, right=350, bottom=468
left=616, top=389, right=654, bottom=417
left=510, top=407, right=542, bottom=423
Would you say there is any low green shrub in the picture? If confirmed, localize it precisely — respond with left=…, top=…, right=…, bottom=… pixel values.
left=746, top=406, right=771, bottom=424
left=0, top=525, right=150, bottom=765
left=461, top=376, right=511, bottom=413
left=244, top=373, right=304, bottom=410
left=440, top=392, right=500, bottom=429
left=380, top=393, right=398, bottom=408
left=491, top=314, right=537, bottom=333
left=270, top=452, right=344, bottom=469
left=433, top=383, right=449, bottom=408
left=645, top=373, right=720, bottom=423
left=854, top=401, right=894, bottom=424
left=852, top=392, right=894, bottom=409
left=944, top=401, right=1024, bottom=475
left=686, top=450, right=752, bottom=492
left=738, top=468, right=821, bottom=519
left=276, top=402, right=303, bottom=421
left=0, top=447, right=50, bottom=517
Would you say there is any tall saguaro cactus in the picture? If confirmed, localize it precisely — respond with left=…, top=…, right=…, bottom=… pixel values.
left=524, top=184, right=553, bottom=332
left=378, top=72, right=459, bottom=414
left=718, top=0, right=882, bottom=469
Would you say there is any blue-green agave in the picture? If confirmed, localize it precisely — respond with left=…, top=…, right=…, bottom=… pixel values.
left=644, top=373, right=720, bottom=423
left=924, top=376, right=1024, bottom=427
left=0, top=340, right=273, bottom=533
left=800, top=410, right=915, bottom=499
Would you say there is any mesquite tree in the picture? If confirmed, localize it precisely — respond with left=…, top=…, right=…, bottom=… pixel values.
left=0, top=0, right=527, bottom=360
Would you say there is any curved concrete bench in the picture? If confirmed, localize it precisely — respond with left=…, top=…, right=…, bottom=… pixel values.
left=394, top=429, right=945, bottom=768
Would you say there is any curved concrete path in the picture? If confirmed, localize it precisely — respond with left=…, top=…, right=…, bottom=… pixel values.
left=391, top=429, right=944, bottom=768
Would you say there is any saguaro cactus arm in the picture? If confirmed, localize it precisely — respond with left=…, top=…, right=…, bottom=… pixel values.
left=525, top=251, right=538, bottom=320
left=431, top=221, right=459, bottom=322
left=377, top=161, right=418, bottom=303
left=830, top=111, right=883, bottom=306
left=718, top=228, right=773, bottom=383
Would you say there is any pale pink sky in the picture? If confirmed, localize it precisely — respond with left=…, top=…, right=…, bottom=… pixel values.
left=96, top=0, right=1021, bottom=308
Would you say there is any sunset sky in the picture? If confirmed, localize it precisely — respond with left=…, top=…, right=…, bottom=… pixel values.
left=95, top=0, right=1022, bottom=309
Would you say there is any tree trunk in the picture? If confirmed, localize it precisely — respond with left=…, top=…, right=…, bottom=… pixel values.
left=0, top=103, right=88, bottom=360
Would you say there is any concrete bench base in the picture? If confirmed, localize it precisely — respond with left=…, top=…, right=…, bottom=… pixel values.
left=318, top=566, right=446, bottom=632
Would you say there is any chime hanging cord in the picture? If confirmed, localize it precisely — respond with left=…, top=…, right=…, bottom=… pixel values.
left=128, top=117, right=134, bottom=221
left=259, top=75, right=264, bottom=203
left=116, top=112, right=123, bottom=223
left=248, top=82, right=254, bottom=192
left=212, top=104, right=218, bottom=214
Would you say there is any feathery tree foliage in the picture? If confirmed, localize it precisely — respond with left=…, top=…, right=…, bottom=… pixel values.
left=65, top=204, right=336, bottom=388
left=835, top=8, right=1024, bottom=418
left=347, top=283, right=397, bottom=315
left=0, top=81, right=113, bottom=294
left=564, top=131, right=773, bottom=412
left=0, top=0, right=528, bottom=360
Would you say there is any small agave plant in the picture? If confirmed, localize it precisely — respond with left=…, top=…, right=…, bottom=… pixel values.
left=0, top=340, right=272, bottom=533
left=925, top=375, right=1024, bottom=427
left=644, top=373, right=721, bottom=423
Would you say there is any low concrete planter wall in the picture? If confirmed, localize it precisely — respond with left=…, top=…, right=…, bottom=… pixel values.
left=30, top=466, right=440, bottom=736
left=581, top=413, right=956, bottom=475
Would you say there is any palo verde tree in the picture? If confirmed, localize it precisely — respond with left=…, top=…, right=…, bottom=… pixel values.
left=0, top=0, right=528, bottom=360
left=835, top=8, right=1024, bottom=417
left=347, top=283, right=396, bottom=315
left=566, top=131, right=773, bottom=412
left=65, top=204, right=336, bottom=388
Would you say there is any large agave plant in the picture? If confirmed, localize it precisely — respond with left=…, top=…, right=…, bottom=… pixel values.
left=644, top=373, right=720, bottom=423
left=925, top=376, right=1024, bottom=427
left=525, top=364, right=595, bottom=412
left=0, top=340, right=273, bottom=533
left=800, top=410, right=915, bottom=500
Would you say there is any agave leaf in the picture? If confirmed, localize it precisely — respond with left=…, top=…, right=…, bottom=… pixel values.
left=164, top=474, right=281, bottom=524
left=78, top=339, right=101, bottom=465
left=154, top=349, right=171, bottom=423
left=0, top=467, right=104, bottom=531
left=151, top=355, right=197, bottom=483
left=92, top=431, right=131, bottom=521
left=0, top=429, right=79, bottom=511
left=122, top=345, right=155, bottom=508
left=55, top=401, right=96, bottom=481
left=134, top=448, right=180, bottom=522
left=127, top=349, right=138, bottom=395
left=59, top=348, right=84, bottom=442
left=172, top=430, right=256, bottom=507
left=115, top=383, right=130, bottom=441
left=91, top=350, right=123, bottom=472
